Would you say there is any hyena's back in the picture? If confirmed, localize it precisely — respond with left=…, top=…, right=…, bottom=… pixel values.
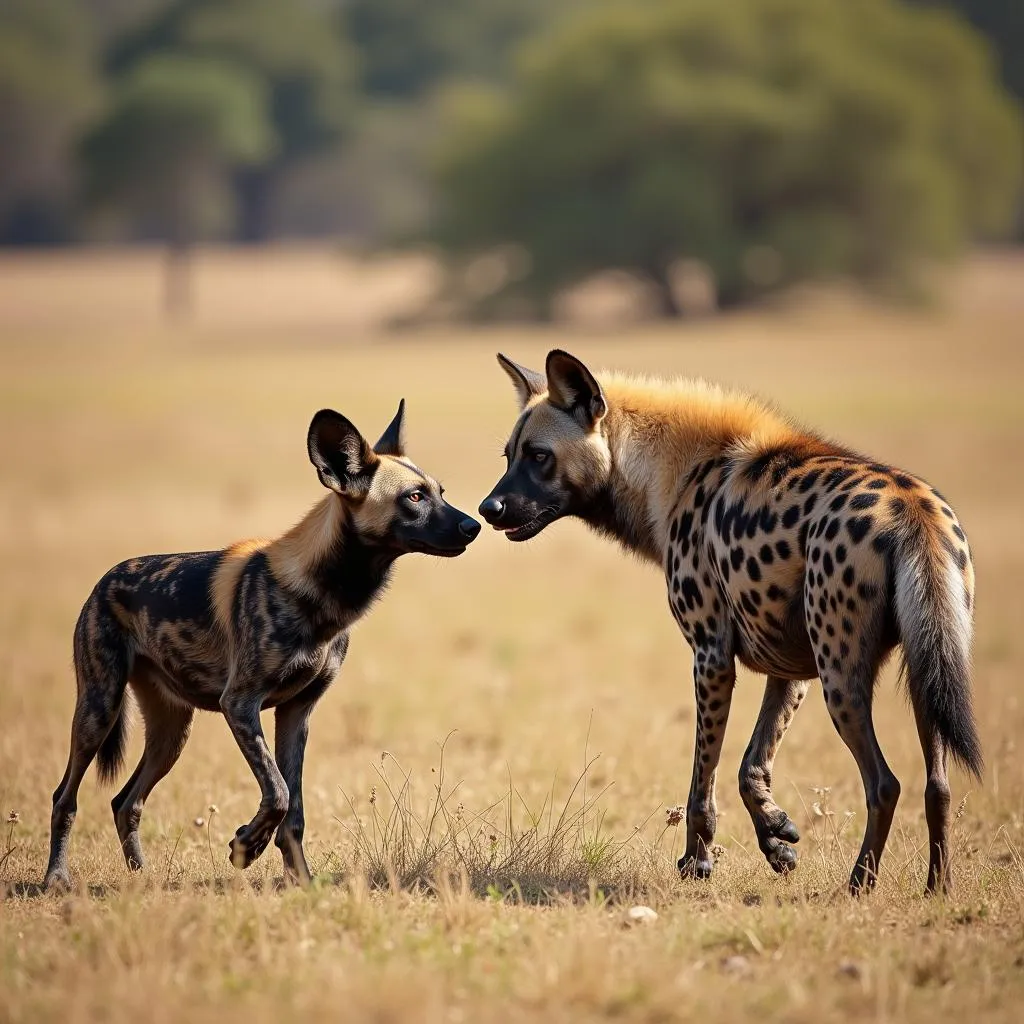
left=667, top=439, right=979, bottom=772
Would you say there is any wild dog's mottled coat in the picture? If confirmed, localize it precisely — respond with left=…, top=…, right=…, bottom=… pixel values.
left=44, top=402, right=480, bottom=891
left=481, top=351, right=979, bottom=894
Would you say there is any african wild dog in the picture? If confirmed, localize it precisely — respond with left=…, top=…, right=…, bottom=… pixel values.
left=44, top=401, right=480, bottom=892
left=480, top=350, right=980, bottom=894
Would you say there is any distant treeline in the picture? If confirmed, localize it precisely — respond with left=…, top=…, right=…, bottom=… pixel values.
left=1, top=0, right=1021, bottom=317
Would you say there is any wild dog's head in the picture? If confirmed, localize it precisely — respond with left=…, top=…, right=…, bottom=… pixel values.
left=480, top=350, right=612, bottom=541
left=308, top=401, right=480, bottom=557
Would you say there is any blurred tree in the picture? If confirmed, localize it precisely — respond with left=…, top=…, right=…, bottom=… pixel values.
left=343, top=0, right=554, bottom=98
left=0, top=0, right=102, bottom=243
left=908, top=1, right=1023, bottom=98
left=108, top=0, right=356, bottom=241
left=432, top=0, right=1023, bottom=317
left=80, top=55, right=274, bottom=317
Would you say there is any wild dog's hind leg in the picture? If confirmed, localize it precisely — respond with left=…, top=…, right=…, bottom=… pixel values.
left=45, top=605, right=131, bottom=891
left=111, top=669, right=193, bottom=872
left=678, top=640, right=737, bottom=879
left=220, top=683, right=289, bottom=870
left=738, top=676, right=808, bottom=874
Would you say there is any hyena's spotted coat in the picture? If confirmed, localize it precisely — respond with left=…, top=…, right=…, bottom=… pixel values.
left=481, top=350, right=980, bottom=894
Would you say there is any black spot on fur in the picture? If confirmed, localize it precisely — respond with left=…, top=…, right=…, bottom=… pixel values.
left=893, top=474, right=915, bottom=489
left=798, top=470, right=821, bottom=493
left=746, top=557, right=762, bottom=582
left=824, top=519, right=840, bottom=541
left=731, top=548, right=744, bottom=571
left=775, top=540, right=791, bottom=560
left=823, top=552, right=834, bottom=576
left=781, top=505, right=800, bottom=529
left=829, top=493, right=848, bottom=513
left=847, top=516, right=872, bottom=544
left=867, top=478, right=887, bottom=490
left=760, top=544, right=774, bottom=564
left=850, top=492, right=880, bottom=511
left=953, top=524, right=966, bottom=542
left=842, top=566, right=855, bottom=588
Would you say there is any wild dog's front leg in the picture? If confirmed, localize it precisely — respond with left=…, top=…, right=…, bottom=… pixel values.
left=220, top=687, right=289, bottom=870
left=678, top=643, right=737, bottom=879
left=738, top=676, right=808, bottom=874
left=272, top=681, right=330, bottom=886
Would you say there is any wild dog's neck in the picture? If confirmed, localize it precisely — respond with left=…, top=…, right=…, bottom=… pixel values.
left=267, top=496, right=398, bottom=629
left=586, top=379, right=796, bottom=565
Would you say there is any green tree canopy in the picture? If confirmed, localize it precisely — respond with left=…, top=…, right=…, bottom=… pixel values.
left=107, top=0, right=356, bottom=239
left=432, top=0, right=1023, bottom=316
left=343, top=0, right=554, bottom=99
left=80, top=54, right=274, bottom=313
left=0, top=0, right=102, bottom=242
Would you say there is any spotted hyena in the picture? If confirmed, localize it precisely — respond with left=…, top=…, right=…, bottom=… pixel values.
left=44, top=401, right=480, bottom=892
left=480, top=350, right=980, bottom=894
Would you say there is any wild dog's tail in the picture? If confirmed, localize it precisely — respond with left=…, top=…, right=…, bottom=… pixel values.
left=96, top=702, right=129, bottom=785
left=73, top=596, right=131, bottom=786
left=892, top=511, right=982, bottom=779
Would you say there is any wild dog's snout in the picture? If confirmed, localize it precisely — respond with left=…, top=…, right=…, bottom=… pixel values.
left=479, top=496, right=505, bottom=523
left=458, top=517, right=481, bottom=540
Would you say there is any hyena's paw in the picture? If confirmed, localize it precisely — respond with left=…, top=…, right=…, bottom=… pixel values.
left=677, top=851, right=715, bottom=880
left=757, top=810, right=800, bottom=874
left=229, top=824, right=273, bottom=870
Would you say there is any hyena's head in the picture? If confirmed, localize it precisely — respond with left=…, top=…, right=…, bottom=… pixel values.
left=308, top=401, right=480, bottom=557
left=480, top=350, right=612, bottom=541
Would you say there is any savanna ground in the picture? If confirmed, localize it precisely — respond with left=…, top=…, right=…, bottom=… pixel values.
left=1, top=247, right=1023, bottom=1023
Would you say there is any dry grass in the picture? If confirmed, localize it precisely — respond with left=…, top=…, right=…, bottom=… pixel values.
left=2, top=247, right=1024, bottom=1023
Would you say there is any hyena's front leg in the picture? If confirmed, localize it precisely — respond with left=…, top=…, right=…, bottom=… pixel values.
left=678, top=642, right=737, bottom=879
left=738, top=676, right=808, bottom=874
left=220, top=685, right=289, bottom=870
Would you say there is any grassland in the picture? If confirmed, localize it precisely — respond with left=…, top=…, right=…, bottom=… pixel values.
left=1, top=247, right=1023, bottom=1023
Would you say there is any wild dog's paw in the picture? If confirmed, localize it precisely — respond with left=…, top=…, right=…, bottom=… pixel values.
left=229, top=828, right=272, bottom=869
left=678, top=852, right=715, bottom=880
left=43, top=869, right=73, bottom=894
left=764, top=840, right=798, bottom=874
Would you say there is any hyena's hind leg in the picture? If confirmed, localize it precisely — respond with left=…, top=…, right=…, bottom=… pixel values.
left=914, top=714, right=951, bottom=894
left=111, top=667, right=194, bottom=873
left=738, top=676, right=809, bottom=874
left=44, top=604, right=131, bottom=892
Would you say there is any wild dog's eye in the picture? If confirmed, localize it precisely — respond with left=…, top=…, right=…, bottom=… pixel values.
left=407, top=491, right=424, bottom=503
left=532, top=450, right=550, bottom=464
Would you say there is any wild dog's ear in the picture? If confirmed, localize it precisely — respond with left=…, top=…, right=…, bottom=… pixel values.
left=545, top=350, right=607, bottom=429
left=307, top=409, right=378, bottom=496
left=497, top=352, right=546, bottom=409
left=373, top=398, right=406, bottom=457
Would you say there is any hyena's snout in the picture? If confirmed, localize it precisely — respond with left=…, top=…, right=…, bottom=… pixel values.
left=479, top=496, right=506, bottom=524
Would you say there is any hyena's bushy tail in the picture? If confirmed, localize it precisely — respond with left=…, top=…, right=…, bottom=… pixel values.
left=892, top=516, right=983, bottom=779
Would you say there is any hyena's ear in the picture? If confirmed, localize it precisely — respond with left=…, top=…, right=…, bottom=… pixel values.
left=545, top=350, right=607, bottom=429
left=497, top=352, right=546, bottom=410
left=307, top=410, right=379, bottom=496
left=373, top=398, right=406, bottom=457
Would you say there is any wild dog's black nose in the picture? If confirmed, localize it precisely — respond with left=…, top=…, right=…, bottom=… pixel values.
left=479, top=497, right=504, bottom=522
left=459, top=517, right=481, bottom=540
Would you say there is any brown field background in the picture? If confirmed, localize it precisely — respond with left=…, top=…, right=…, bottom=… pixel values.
left=1, top=247, right=1024, bottom=1023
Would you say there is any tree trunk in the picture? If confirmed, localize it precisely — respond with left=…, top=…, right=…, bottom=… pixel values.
left=164, top=242, right=191, bottom=322
left=648, top=263, right=685, bottom=318
left=235, top=165, right=275, bottom=244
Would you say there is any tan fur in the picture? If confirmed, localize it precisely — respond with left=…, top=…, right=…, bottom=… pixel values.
left=212, top=538, right=270, bottom=632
